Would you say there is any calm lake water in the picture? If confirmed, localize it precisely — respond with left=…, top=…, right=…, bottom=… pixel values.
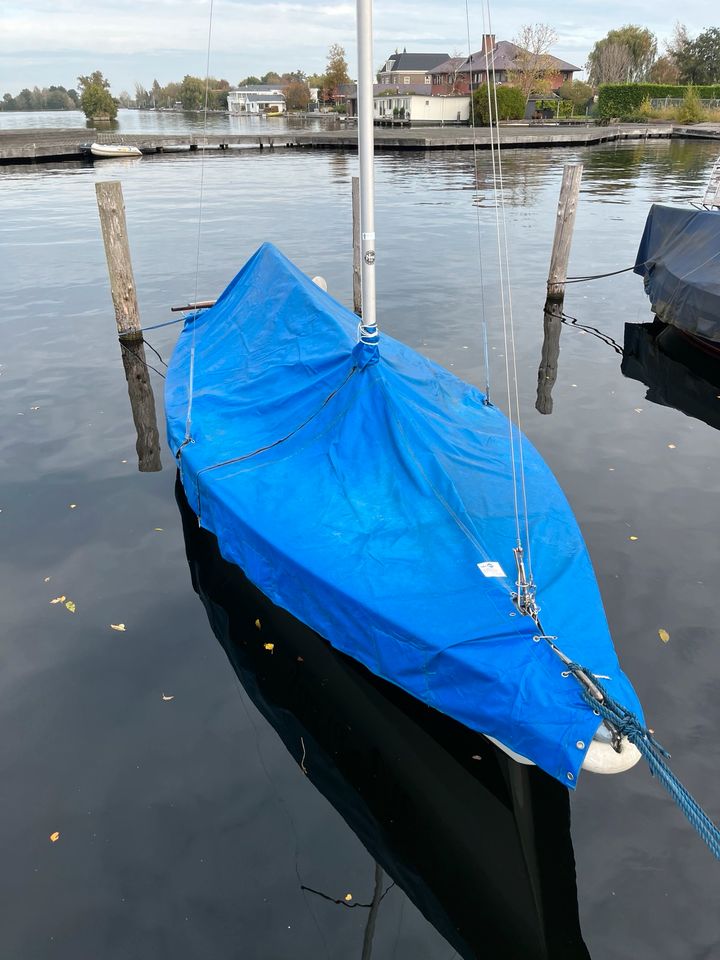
left=0, top=107, right=344, bottom=134
left=1, top=138, right=719, bottom=959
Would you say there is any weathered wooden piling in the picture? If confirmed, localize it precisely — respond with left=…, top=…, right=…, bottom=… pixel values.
left=95, top=180, right=142, bottom=339
left=547, top=164, right=583, bottom=301
left=96, top=180, right=162, bottom=470
left=536, top=299, right=563, bottom=415
left=352, top=176, right=362, bottom=316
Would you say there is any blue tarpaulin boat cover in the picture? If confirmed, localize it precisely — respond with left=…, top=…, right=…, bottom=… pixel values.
left=166, top=243, right=643, bottom=787
left=635, top=204, right=720, bottom=342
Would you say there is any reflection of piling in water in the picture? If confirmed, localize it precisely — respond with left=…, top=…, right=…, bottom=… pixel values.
left=536, top=300, right=563, bottom=415
left=361, top=863, right=384, bottom=960
left=119, top=338, right=162, bottom=472
left=96, top=179, right=162, bottom=471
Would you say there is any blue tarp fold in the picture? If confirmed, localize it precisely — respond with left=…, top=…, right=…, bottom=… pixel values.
left=167, top=242, right=643, bottom=787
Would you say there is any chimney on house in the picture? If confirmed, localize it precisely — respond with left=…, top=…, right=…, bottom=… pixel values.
left=482, top=34, right=496, bottom=54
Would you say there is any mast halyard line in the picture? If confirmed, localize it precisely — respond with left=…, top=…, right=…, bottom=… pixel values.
left=463, top=0, right=491, bottom=403
left=356, top=0, right=378, bottom=343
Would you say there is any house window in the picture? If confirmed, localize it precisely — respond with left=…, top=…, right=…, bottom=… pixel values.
left=403, top=77, right=410, bottom=84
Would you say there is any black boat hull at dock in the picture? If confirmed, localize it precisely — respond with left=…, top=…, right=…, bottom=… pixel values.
left=634, top=204, right=720, bottom=343
left=177, top=477, right=590, bottom=960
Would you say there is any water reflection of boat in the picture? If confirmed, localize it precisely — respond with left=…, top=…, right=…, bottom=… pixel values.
left=177, top=477, right=590, bottom=960
left=622, top=320, right=720, bottom=430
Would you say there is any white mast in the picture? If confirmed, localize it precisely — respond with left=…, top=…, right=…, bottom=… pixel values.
left=356, top=0, right=378, bottom=338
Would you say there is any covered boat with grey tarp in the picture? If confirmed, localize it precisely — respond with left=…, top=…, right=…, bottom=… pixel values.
left=634, top=204, right=720, bottom=342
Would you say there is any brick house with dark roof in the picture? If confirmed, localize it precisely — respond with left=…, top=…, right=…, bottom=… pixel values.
left=431, top=35, right=579, bottom=95
left=378, top=51, right=451, bottom=87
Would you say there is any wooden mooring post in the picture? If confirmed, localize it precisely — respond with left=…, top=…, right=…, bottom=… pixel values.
left=352, top=176, right=362, bottom=316
left=547, top=163, right=583, bottom=301
left=95, top=180, right=142, bottom=339
left=96, top=179, right=161, bottom=471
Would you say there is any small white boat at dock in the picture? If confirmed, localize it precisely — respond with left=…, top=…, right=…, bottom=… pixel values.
left=90, top=143, right=142, bottom=159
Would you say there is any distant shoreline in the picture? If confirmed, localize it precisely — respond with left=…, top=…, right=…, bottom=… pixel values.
left=0, top=122, right=691, bottom=165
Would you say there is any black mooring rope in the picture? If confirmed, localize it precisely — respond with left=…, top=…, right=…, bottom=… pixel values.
left=565, top=261, right=646, bottom=284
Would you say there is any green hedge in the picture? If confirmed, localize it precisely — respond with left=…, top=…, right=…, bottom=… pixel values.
left=470, top=84, right=525, bottom=124
left=598, top=83, right=720, bottom=118
left=536, top=99, right=573, bottom=117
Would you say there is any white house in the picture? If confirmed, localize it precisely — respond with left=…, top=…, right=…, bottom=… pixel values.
left=228, top=86, right=286, bottom=115
left=374, top=93, right=470, bottom=126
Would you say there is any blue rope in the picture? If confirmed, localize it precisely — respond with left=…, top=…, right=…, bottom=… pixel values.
left=568, top=663, right=720, bottom=860
left=137, top=316, right=188, bottom=333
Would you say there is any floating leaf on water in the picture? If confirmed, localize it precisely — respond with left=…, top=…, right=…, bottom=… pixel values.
left=667, top=443, right=676, bottom=449
left=50, top=831, right=60, bottom=842
left=69, top=504, right=77, bottom=509
left=65, top=600, right=76, bottom=613
left=471, top=754, right=482, bottom=761
left=634, top=408, right=643, bottom=413
left=263, top=643, right=274, bottom=653
left=162, top=693, right=174, bottom=701
left=110, top=623, right=126, bottom=632
left=254, top=619, right=261, bottom=630
left=658, top=628, right=670, bottom=643
left=344, top=893, right=352, bottom=902
left=154, top=528, right=163, bottom=532
left=628, top=536, right=638, bottom=541
left=50, top=596, right=66, bottom=604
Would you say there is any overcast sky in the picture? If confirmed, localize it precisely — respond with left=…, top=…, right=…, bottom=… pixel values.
left=0, top=0, right=715, bottom=96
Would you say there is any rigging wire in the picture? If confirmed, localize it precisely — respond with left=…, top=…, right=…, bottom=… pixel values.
left=486, top=2, right=534, bottom=582
left=185, top=0, right=215, bottom=444
left=463, top=0, right=491, bottom=402
left=479, top=5, right=523, bottom=557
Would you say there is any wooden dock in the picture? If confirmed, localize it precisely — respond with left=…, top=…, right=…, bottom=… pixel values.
left=0, top=123, right=688, bottom=165
left=672, top=122, right=720, bottom=140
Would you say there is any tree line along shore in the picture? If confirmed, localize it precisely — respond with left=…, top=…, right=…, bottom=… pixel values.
left=2, top=23, right=719, bottom=123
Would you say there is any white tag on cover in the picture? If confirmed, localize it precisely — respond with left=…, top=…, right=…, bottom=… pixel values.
left=477, top=561, right=507, bottom=578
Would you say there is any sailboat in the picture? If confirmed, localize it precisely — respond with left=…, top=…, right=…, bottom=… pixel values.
left=165, top=1, right=648, bottom=788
